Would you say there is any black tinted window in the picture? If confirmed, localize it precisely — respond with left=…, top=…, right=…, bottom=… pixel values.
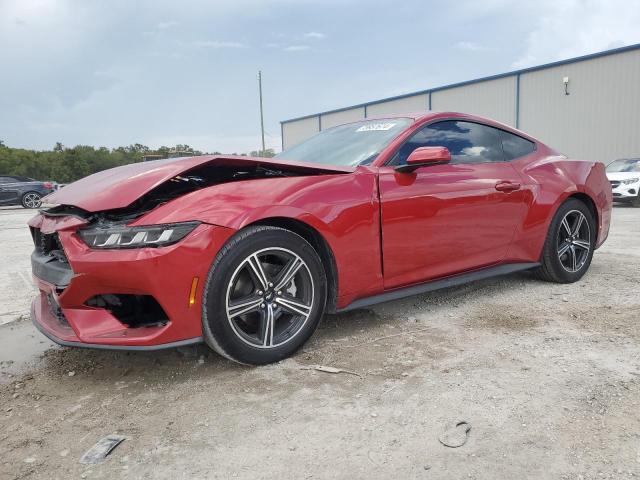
left=392, top=121, right=504, bottom=165
left=0, top=177, right=12, bottom=183
left=501, top=131, right=535, bottom=160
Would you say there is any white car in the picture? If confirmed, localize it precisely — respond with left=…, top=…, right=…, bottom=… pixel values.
left=606, top=158, right=640, bottom=207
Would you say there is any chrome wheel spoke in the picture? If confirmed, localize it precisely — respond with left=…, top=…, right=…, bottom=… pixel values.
left=558, top=242, right=571, bottom=257
left=573, top=239, right=590, bottom=251
left=275, top=295, right=312, bottom=317
left=570, top=246, right=577, bottom=271
left=572, top=213, right=585, bottom=236
left=246, top=254, right=270, bottom=290
left=274, top=256, right=303, bottom=291
left=261, top=304, right=275, bottom=347
left=228, top=296, right=263, bottom=319
left=561, top=217, right=572, bottom=236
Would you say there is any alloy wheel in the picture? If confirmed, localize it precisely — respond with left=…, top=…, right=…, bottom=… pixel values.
left=556, top=209, right=591, bottom=273
left=225, top=247, right=314, bottom=349
left=23, top=193, right=42, bottom=208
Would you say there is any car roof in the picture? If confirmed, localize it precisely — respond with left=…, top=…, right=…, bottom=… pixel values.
left=342, top=111, right=539, bottom=143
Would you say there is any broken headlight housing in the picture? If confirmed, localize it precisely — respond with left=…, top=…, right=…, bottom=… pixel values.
left=77, top=221, right=200, bottom=249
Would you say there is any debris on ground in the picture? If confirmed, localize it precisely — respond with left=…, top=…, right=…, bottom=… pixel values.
left=300, top=364, right=361, bottom=377
left=438, top=421, right=471, bottom=448
left=79, top=435, right=127, bottom=465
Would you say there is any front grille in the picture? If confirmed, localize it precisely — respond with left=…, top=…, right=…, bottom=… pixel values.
left=31, top=227, right=73, bottom=288
left=610, top=180, right=620, bottom=189
left=31, top=228, right=68, bottom=264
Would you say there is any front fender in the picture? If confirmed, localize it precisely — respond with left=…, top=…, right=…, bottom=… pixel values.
left=133, top=169, right=384, bottom=304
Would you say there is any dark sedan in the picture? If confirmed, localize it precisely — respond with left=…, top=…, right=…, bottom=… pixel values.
left=0, top=175, right=55, bottom=208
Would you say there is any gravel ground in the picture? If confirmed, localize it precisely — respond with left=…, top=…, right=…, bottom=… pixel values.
left=0, top=207, right=38, bottom=326
left=0, top=205, right=639, bottom=480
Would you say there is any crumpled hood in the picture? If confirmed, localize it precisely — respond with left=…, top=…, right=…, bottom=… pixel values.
left=44, top=155, right=354, bottom=212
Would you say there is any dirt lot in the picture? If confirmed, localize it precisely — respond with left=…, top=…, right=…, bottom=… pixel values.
left=0, top=205, right=639, bottom=480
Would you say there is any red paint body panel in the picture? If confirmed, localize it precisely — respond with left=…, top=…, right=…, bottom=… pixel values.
left=378, top=161, right=528, bottom=288
left=29, top=111, right=612, bottom=349
left=135, top=167, right=384, bottom=304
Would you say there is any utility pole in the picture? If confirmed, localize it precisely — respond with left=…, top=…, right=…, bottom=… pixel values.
left=258, top=70, right=266, bottom=155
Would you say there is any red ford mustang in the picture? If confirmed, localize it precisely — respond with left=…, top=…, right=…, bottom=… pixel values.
left=29, top=112, right=612, bottom=364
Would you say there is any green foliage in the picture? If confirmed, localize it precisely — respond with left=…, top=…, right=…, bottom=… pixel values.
left=250, top=148, right=276, bottom=158
left=0, top=141, right=279, bottom=183
left=0, top=143, right=145, bottom=183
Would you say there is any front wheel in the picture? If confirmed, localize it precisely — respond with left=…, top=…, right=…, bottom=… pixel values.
left=534, top=198, right=596, bottom=283
left=21, top=192, right=42, bottom=209
left=202, top=226, right=327, bottom=365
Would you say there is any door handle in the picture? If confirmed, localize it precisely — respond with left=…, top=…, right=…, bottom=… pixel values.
left=495, top=181, right=521, bottom=192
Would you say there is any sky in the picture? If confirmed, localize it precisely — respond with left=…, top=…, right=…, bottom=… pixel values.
left=1, top=0, right=639, bottom=153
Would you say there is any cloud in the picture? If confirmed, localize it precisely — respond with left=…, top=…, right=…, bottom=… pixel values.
left=454, top=41, right=487, bottom=52
left=157, top=20, right=178, bottom=29
left=190, top=40, right=247, bottom=49
left=283, top=45, right=310, bottom=52
left=304, top=31, right=325, bottom=39
left=512, top=0, right=640, bottom=68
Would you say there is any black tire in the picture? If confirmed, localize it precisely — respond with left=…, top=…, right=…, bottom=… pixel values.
left=632, top=194, right=640, bottom=207
left=534, top=198, right=596, bottom=283
left=202, top=225, right=327, bottom=365
left=21, top=191, right=42, bottom=209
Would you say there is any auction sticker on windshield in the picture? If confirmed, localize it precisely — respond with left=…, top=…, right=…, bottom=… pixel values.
left=356, top=122, right=397, bottom=132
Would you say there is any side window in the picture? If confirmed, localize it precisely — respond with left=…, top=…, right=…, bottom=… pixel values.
left=0, top=177, right=11, bottom=184
left=501, top=131, right=535, bottom=160
left=392, top=120, right=505, bottom=165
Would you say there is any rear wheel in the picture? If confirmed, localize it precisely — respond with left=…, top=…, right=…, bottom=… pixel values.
left=202, top=226, right=327, bottom=365
left=534, top=198, right=596, bottom=283
left=21, top=192, right=42, bottom=209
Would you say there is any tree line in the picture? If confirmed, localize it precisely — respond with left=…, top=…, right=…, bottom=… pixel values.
left=0, top=140, right=275, bottom=183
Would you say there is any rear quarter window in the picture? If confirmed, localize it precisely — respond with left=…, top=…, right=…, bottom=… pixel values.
left=501, top=131, right=536, bottom=160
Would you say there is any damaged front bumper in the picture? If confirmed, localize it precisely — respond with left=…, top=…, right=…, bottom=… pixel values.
left=29, top=213, right=235, bottom=350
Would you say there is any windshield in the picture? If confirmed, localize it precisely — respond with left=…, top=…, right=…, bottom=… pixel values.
left=276, top=118, right=412, bottom=166
left=606, top=158, right=640, bottom=172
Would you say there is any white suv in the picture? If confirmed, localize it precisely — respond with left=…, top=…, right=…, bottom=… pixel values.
left=606, top=158, right=640, bottom=207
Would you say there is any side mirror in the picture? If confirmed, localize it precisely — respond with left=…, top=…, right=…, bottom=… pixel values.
left=395, top=146, right=451, bottom=173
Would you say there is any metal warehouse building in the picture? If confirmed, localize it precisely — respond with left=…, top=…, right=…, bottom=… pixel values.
left=280, top=44, right=640, bottom=164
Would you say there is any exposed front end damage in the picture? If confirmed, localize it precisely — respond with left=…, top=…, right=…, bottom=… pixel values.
left=29, top=155, right=357, bottom=350
left=31, top=160, right=331, bottom=348
left=29, top=212, right=235, bottom=349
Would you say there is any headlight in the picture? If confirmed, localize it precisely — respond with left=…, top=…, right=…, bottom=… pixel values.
left=78, top=221, right=200, bottom=249
left=621, top=178, right=639, bottom=185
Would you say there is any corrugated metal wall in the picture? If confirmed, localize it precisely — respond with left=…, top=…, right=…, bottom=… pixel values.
left=431, top=76, right=516, bottom=126
left=281, top=45, right=640, bottom=163
left=320, top=107, right=365, bottom=130
left=519, top=48, right=640, bottom=162
left=365, top=94, right=429, bottom=117
left=281, top=116, right=319, bottom=150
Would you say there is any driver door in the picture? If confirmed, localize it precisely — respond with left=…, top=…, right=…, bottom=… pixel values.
left=378, top=120, right=528, bottom=289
